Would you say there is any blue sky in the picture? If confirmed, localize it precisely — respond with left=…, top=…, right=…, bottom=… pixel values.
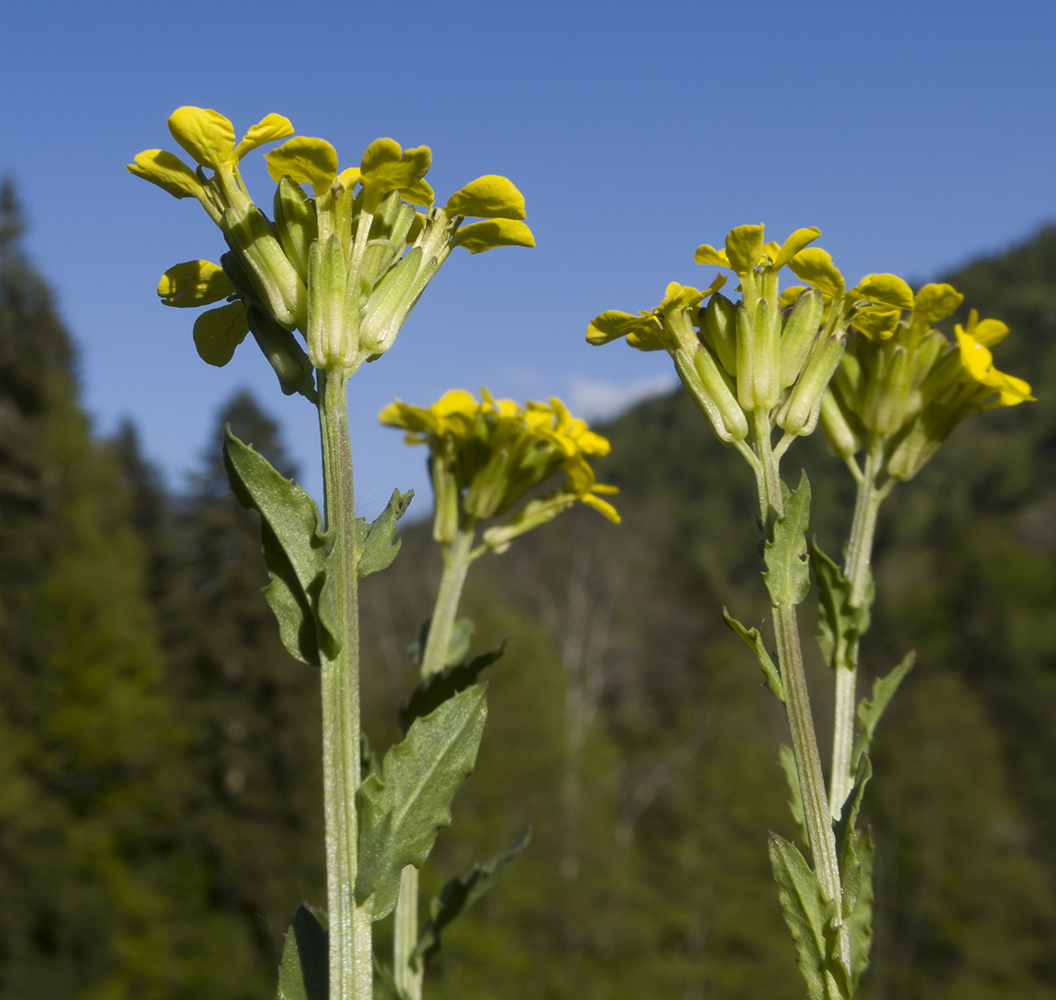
left=3, top=0, right=1055, bottom=514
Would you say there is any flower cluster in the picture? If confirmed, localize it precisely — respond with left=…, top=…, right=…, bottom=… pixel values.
left=820, top=288, right=1034, bottom=480
left=130, top=107, right=534, bottom=395
left=379, top=389, right=619, bottom=550
left=587, top=224, right=914, bottom=452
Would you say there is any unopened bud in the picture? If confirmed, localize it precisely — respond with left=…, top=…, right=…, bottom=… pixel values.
left=273, top=177, right=317, bottom=284
left=307, top=234, right=352, bottom=370
left=358, top=246, right=427, bottom=355
left=778, top=332, right=845, bottom=435
left=778, top=289, right=824, bottom=389
left=818, top=389, right=861, bottom=459
left=245, top=304, right=316, bottom=401
left=430, top=455, right=460, bottom=544
left=224, top=206, right=307, bottom=330
left=700, top=293, right=737, bottom=376
left=465, top=448, right=510, bottom=519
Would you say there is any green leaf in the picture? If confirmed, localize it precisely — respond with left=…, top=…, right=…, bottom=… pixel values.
left=850, top=651, right=916, bottom=770
left=356, top=686, right=487, bottom=920
left=223, top=429, right=335, bottom=665
left=768, top=834, right=850, bottom=1000
left=356, top=488, right=414, bottom=578
left=412, top=828, right=531, bottom=967
left=777, top=744, right=806, bottom=842
left=398, top=641, right=505, bottom=735
left=835, top=756, right=875, bottom=989
left=810, top=540, right=873, bottom=671
left=723, top=607, right=784, bottom=702
left=764, top=472, right=812, bottom=607
left=277, top=906, right=328, bottom=1000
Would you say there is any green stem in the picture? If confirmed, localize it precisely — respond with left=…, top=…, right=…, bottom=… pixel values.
left=318, top=371, right=372, bottom=1000
left=750, top=421, right=850, bottom=976
left=393, top=521, right=477, bottom=999
left=829, top=443, right=888, bottom=819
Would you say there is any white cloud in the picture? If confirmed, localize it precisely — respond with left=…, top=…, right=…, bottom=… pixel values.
left=569, top=374, right=678, bottom=422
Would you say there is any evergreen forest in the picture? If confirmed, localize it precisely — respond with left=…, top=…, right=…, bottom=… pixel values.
left=2, top=176, right=1055, bottom=998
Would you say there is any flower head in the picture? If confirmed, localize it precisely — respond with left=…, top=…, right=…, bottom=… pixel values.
left=379, top=389, right=618, bottom=548
left=130, top=106, right=535, bottom=390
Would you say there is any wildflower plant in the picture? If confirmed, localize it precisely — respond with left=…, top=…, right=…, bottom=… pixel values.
left=377, top=387, right=618, bottom=999
left=589, top=223, right=1033, bottom=998
left=129, top=107, right=545, bottom=1000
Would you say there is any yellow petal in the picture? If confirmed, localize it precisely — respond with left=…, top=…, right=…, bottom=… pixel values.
left=360, top=138, right=432, bottom=204
left=157, top=260, right=234, bottom=307
left=852, top=307, right=902, bottom=340
left=912, top=283, right=963, bottom=326
left=694, top=244, right=729, bottom=267
left=586, top=310, right=660, bottom=346
left=786, top=248, right=846, bottom=301
left=167, top=107, right=237, bottom=171
left=773, top=227, right=821, bottom=270
left=725, top=224, right=765, bottom=274
left=265, top=137, right=339, bottom=197
left=192, top=303, right=249, bottom=366
left=779, top=285, right=810, bottom=310
left=127, top=149, right=204, bottom=200
left=852, top=273, right=914, bottom=311
left=444, top=175, right=527, bottom=220
left=336, top=167, right=361, bottom=192
left=955, top=326, right=993, bottom=380
left=399, top=178, right=436, bottom=208
left=972, top=317, right=1010, bottom=348
left=450, top=219, right=535, bottom=254
left=991, top=370, right=1034, bottom=405
left=235, top=113, right=295, bottom=160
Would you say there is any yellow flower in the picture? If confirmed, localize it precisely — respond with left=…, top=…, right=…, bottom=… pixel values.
left=379, top=389, right=619, bottom=545
left=954, top=311, right=1033, bottom=406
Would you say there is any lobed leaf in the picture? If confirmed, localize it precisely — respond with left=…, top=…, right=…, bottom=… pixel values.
left=810, top=540, right=872, bottom=672
left=398, top=641, right=506, bottom=735
left=723, top=607, right=784, bottom=702
left=276, top=906, right=328, bottom=1000
left=764, top=472, right=812, bottom=607
left=412, top=828, right=531, bottom=967
left=356, top=489, right=414, bottom=578
left=356, top=686, right=487, bottom=920
left=851, top=652, right=915, bottom=770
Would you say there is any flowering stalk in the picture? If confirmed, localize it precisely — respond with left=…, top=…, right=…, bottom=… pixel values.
left=130, top=107, right=536, bottom=1000
left=380, top=388, right=619, bottom=997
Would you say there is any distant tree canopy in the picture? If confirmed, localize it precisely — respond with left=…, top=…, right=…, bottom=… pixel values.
left=0, top=176, right=1053, bottom=997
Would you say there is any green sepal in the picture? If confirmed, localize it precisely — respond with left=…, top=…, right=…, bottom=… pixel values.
left=407, top=617, right=474, bottom=669
left=764, top=472, right=812, bottom=607
left=223, top=429, right=336, bottom=665
left=412, top=827, right=531, bottom=968
left=835, top=755, right=875, bottom=989
left=398, top=641, right=506, bottom=735
left=276, top=906, right=328, bottom=1000
left=355, top=686, right=487, bottom=920
left=355, top=488, right=414, bottom=578
left=723, top=607, right=784, bottom=702
left=810, top=540, right=873, bottom=672
left=777, top=744, right=806, bottom=842
left=850, top=651, right=915, bottom=770
left=768, top=833, right=851, bottom=1000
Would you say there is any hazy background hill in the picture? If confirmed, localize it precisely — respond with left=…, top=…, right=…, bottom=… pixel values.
left=1, top=174, right=1054, bottom=997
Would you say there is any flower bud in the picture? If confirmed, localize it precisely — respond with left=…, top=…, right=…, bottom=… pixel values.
left=307, top=234, right=352, bottom=370
left=223, top=206, right=307, bottom=330
left=245, top=304, right=316, bottom=401
left=700, top=293, right=737, bottom=376
left=430, top=454, right=460, bottom=544
left=778, top=289, right=824, bottom=389
left=358, top=246, right=427, bottom=354
left=465, top=447, right=510, bottom=519
left=819, top=389, right=861, bottom=459
left=736, top=299, right=780, bottom=411
left=273, top=177, right=317, bottom=284
left=871, top=344, right=912, bottom=435
left=674, top=349, right=736, bottom=444
left=692, top=346, right=748, bottom=439
left=778, top=332, right=845, bottom=435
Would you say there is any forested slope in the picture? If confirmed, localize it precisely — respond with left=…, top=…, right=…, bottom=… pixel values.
left=1, top=169, right=1054, bottom=998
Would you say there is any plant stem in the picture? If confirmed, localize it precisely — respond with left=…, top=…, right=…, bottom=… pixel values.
left=318, top=370, right=372, bottom=1000
left=829, top=443, right=889, bottom=819
left=393, top=521, right=478, bottom=999
left=751, top=415, right=850, bottom=975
